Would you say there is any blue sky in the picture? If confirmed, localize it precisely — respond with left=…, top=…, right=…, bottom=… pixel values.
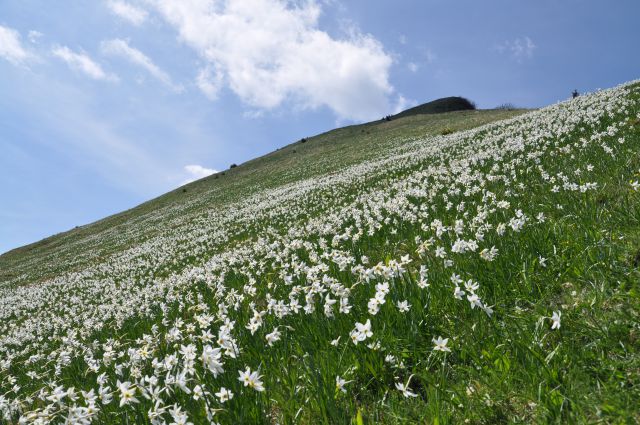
left=1, top=0, right=639, bottom=254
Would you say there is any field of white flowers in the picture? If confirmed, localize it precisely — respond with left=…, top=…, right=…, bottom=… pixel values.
left=1, top=80, right=640, bottom=424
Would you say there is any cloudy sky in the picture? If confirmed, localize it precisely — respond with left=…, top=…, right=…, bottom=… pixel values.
left=1, top=0, right=639, bottom=254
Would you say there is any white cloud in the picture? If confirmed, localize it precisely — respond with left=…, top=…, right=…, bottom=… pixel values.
left=495, top=36, right=536, bottom=62
left=407, top=62, right=419, bottom=73
left=52, top=46, right=118, bottom=81
left=149, top=0, right=396, bottom=121
left=393, top=95, right=416, bottom=114
left=182, top=164, right=217, bottom=185
left=106, top=0, right=149, bottom=26
left=101, top=38, right=182, bottom=91
left=28, top=30, right=43, bottom=44
left=0, top=25, right=32, bottom=65
left=196, top=65, right=224, bottom=100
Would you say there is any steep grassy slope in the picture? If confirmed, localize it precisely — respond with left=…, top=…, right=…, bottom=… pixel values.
left=0, top=108, right=522, bottom=287
left=1, top=82, right=640, bottom=425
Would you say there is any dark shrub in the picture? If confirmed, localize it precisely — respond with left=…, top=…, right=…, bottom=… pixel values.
left=495, top=103, right=517, bottom=110
left=440, top=127, right=455, bottom=135
left=392, top=96, right=476, bottom=119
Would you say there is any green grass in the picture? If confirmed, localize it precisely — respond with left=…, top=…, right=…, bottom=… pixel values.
left=1, top=82, right=639, bottom=425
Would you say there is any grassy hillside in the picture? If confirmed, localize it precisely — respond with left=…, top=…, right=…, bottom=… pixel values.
left=1, top=81, right=640, bottom=424
left=0, top=108, right=522, bottom=287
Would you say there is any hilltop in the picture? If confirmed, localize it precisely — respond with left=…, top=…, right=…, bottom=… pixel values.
left=392, top=96, right=477, bottom=119
left=0, top=82, right=639, bottom=424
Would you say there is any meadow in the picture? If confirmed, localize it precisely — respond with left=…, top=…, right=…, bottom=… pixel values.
left=1, top=80, right=639, bottom=424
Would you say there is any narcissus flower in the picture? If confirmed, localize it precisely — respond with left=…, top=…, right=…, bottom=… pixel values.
left=117, top=381, right=139, bottom=407
left=215, top=387, right=234, bottom=403
left=238, top=367, right=265, bottom=392
left=350, top=319, right=373, bottom=344
left=395, top=375, right=418, bottom=398
left=335, top=376, right=352, bottom=393
left=265, top=328, right=281, bottom=347
left=432, top=336, right=451, bottom=352
left=550, top=311, right=561, bottom=330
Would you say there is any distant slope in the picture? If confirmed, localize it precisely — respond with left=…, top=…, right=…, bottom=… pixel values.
left=0, top=107, right=524, bottom=287
left=392, top=96, right=476, bottom=119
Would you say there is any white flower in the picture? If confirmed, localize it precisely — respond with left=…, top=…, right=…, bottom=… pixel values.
left=215, top=387, right=234, bottom=403
left=396, top=300, right=411, bottom=312
left=375, top=281, right=390, bottom=294
left=238, top=367, right=265, bottom=392
left=175, top=371, right=191, bottom=394
left=265, top=328, right=281, bottom=347
left=339, top=297, right=352, bottom=314
left=479, top=246, right=498, bottom=261
left=47, top=385, right=67, bottom=404
left=179, top=344, right=197, bottom=361
left=169, top=404, right=193, bottom=425
left=324, top=295, right=337, bottom=317
left=367, top=340, right=381, bottom=350
left=350, top=319, right=373, bottom=345
left=417, top=277, right=429, bottom=289
left=395, top=375, right=418, bottom=398
left=467, top=293, right=483, bottom=309
left=335, top=376, right=351, bottom=393
left=367, top=298, right=380, bottom=315
left=99, top=385, right=113, bottom=405
left=464, top=279, right=479, bottom=293
left=202, top=345, right=224, bottom=377
left=453, top=286, right=465, bottom=300
left=246, top=318, right=261, bottom=335
left=550, top=311, right=561, bottom=330
left=385, top=354, right=397, bottom=365
left=117, top=380, right=139, bottom=407
left=357, top=319, right=372, bottom=337
left=96, top=373, right=108, bottom=386
left=192, top=385, right=204, bottom=401
left=148, top=400, right=167, bottom=422
left=432, top=336, right=451, bottom=352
